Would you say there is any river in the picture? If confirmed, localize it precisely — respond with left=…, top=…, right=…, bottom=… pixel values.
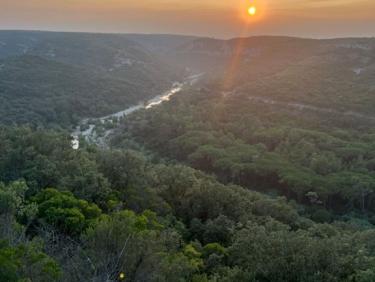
left=71, top=73, right=204, bottom=149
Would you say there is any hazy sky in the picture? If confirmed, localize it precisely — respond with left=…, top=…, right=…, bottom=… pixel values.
left=1, top=0, right=375, bottom=38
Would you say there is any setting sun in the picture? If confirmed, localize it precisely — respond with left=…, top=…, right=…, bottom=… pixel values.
left=248, top=6, right=257, bottom=16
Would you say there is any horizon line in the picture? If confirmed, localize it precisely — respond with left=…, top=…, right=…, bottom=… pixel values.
left=1, top=28, right=374, bottom=41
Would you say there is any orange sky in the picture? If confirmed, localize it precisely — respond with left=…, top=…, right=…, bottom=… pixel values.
left=1, top=0, right=374, bottom=38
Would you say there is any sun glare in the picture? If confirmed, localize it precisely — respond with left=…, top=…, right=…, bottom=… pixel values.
left=248, top=6, right=257, bottom=16
left=239, top=1, right=264, bottom=23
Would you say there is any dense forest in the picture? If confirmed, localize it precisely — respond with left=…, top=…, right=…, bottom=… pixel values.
left=115, top=84, right=375, bottom=217
left=2, top=127, right=375, bottom=281
left=1, top=31, right=375, bottom=281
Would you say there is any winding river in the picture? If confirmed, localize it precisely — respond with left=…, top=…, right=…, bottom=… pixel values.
left=71, top=73, right=203, bottom=149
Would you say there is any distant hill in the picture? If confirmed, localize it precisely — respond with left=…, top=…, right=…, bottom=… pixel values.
left=122, top=33, right=198, bottom=54
left=170, top=36, right=375, bottom=72
left=169, top=36, right=375, bottom=114
left=0, top=55, right=173, bottom=126
left=0, top=31, right=186, bottom=127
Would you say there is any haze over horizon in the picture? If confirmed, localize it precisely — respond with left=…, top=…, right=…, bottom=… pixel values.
left=1, top=0, right=375, bottom=39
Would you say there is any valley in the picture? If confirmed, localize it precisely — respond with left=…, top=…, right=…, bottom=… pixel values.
left=1, top=30, right=375, bottom=281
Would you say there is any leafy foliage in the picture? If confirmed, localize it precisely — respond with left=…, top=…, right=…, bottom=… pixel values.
left=32, top=188, right=102, bottom=235
left=0, top=127, right=374, bottom=281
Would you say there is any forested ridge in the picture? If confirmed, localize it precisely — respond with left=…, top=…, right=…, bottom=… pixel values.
left=1, top=31, right=375, bottom=281
left=0, top=31, right=181, bottom=128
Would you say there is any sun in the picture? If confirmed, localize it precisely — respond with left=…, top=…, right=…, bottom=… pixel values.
left=248, top=6, right=257, bottom=16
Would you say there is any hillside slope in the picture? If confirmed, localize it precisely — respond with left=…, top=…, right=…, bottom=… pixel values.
left=0, top=31, right=184, bottom=127
left=170, top=36, right=375, bottom=113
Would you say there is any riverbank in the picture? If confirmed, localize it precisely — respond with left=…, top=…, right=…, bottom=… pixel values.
left=71, top=73, right=204, bottom=149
